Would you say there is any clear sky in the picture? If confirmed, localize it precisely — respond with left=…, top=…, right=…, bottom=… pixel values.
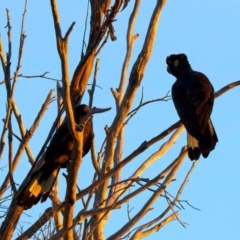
left=0, top=1, right=240, bottom=239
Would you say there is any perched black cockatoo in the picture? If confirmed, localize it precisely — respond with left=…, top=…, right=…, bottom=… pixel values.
left=166, top=54, right=218, bottom=160
left=17, top=104, right=93, bottom=209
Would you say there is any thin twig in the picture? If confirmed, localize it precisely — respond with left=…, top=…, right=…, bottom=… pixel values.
left=11, top=0, right=27, bottom=97
left=128, top=91, right=171, bottom=116
left=88, top=58, right=99, bottom=109
left=81, top=0, right=90, bottom=59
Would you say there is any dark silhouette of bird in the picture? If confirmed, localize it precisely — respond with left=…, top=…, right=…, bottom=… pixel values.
left=166, top=53, right=218, bottom=160
left=17, top=104, right=93, bottom=209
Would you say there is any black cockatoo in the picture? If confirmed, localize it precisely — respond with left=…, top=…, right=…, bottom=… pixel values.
left=166, top=53, right=218, bottom=160
left=17, top=104, right=93, bottom=209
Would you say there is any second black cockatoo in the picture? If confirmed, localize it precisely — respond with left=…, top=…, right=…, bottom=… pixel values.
left=17, top=104, right=93, bottom=209
left=166, top=54, right=218, bottom=160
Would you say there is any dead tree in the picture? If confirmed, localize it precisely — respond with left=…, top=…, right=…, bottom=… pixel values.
left=0, top=1, right=239, bottom=239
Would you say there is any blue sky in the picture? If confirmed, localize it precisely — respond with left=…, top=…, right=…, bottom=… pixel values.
left=0, top=1, right=240, bottom=239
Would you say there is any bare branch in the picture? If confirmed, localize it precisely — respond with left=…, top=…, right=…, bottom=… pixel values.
left=63, top=22, right=76, bottom=41
left=11, top=99, right=35, bottom=164
left=130, top=212, right=179, bottom=240
left=76, top=119, right=182, bottom=202
left=71, top=0, right=129, bottom=104
left=0, top=37, right=6, bottom=76
left=127, top=91, right=171, bottom=117
left=0, top=9, right=13, bottom=161
left=0, top=72, right=62, bottom=85
left=50, top=0, right=77, bottom=238
left=118, top=0, right=141, bottom=102
left=91, top=139, right=101, bottom=175
left=11, top=0, right=27, bottom=97
left=0, top=89, right=54, bottom=198
left=214, top=80, right=240, bottom=98
left=107, top=150, right=185, bottom=240
left=0, top=106, right=11, bottom=160
left=88, top=58, right=99, bottom=109
left=102, top=3, right=168, bottom=217
left=81, top=0, right=90, bottom=59
left=130, top=125, right=185, bottom=179
left=18, top=72, right=61, bottom=81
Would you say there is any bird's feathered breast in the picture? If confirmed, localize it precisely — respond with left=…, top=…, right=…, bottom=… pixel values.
left=172, top=70, right=214, bottom=139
